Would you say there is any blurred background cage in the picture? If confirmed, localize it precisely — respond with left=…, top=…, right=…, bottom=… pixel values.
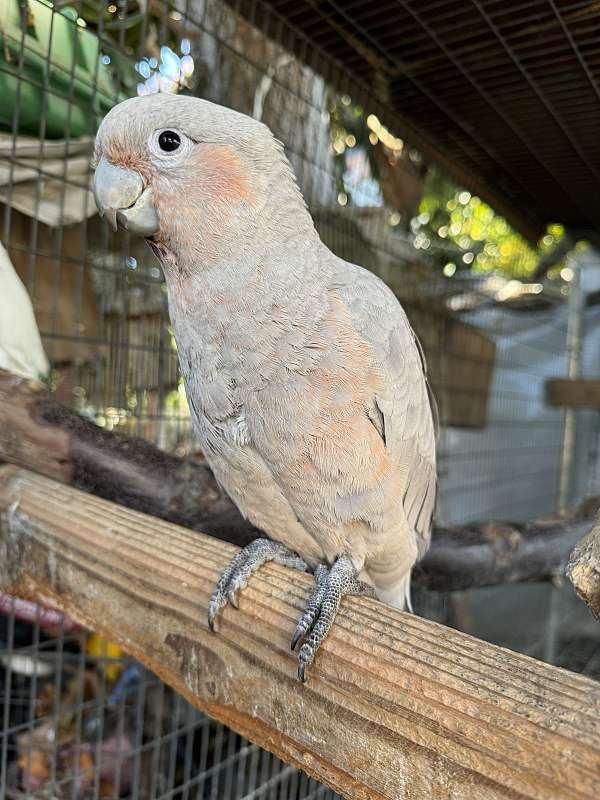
left=2, top=0, right=600, bottom=797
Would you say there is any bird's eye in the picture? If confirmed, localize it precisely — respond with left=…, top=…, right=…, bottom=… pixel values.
left=158, top=130, right=181, bottom=152
left=148, top=129, right=190, bottom=162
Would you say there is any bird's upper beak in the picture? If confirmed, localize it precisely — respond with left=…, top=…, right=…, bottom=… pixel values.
left=93, top=157, right=159, bottom=238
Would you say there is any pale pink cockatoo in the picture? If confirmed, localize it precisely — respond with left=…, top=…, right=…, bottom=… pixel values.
left=92, top=94, right=437, bottom=681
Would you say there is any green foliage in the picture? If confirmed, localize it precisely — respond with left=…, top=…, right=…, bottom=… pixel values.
left=418, top=169, right=565, bottom=279
left=328, top=94, right=566, bottom=280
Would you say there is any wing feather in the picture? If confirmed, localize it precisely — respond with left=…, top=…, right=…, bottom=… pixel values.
left=333, top=262, right=438, bottom=556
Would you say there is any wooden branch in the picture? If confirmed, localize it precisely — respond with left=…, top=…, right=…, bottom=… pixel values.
left=567, top=518, right=600, bottom=619
left=0, top=369, right=594, bottom=593
left=415, top=517, right=593, bottom=592
left=1, top=466, right=599, bottom=800
left=0, top=369, right=257, bottom=548
left=546, top=378, right=600, bottom=409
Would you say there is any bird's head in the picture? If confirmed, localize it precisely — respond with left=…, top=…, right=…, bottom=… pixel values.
left=93, top=94, right=297, bottom=264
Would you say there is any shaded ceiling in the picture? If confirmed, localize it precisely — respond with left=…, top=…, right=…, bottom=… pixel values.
left=238, top=0, right=600, bottom=244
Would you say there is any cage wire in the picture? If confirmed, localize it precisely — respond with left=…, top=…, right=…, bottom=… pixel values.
left=0, top=602, right=339, bottom=799
left=1, top=0, right=600, bottom=797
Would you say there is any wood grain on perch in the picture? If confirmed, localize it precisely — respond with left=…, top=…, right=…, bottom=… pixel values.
left=1, top=466, right=599, bottom=800
left=0, top=368, right=594, bottom=593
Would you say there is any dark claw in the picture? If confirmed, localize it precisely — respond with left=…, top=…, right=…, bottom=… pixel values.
left=207, top=538, right=308, bottom=633
left=290, top=626, right=303, bottom=652
left=291, top=554, right=375, bottom=682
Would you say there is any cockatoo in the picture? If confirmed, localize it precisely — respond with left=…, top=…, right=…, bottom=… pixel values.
left=93, top=94, right=437, bottom=681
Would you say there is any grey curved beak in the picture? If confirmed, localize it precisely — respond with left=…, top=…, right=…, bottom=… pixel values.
left=93, top=157, right=159, bottom=238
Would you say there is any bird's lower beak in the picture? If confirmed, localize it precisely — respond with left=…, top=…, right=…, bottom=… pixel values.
left=93, top=157, right=159, bottom=238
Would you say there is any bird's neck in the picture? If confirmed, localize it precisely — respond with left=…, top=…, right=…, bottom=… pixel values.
left=161, top=173, right=328, bottom=316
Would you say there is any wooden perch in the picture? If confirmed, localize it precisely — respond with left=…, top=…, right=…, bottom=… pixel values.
left=0, top=369, right=595, bottom=593
left=567, top=518, right=600, bottom=619
left=547, top=378, right=600, bottom=409
left=1, top=466, right=600, bottom=800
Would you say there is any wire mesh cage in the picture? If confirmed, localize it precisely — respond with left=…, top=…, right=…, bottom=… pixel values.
left=2, top=0, right=600, bottom=797
left=0, top=602, right=340, bottom=799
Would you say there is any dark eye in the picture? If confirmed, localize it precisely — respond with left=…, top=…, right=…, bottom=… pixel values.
left=158, top=130, right=181, bottom=152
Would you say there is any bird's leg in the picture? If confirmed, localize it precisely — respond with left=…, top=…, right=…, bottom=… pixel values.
left=208, top=538, right=308, bottom=631
left=291, top=554, right=376, bottom=682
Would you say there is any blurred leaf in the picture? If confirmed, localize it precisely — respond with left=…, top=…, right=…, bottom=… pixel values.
left=105, top=11, right=146, bottom=30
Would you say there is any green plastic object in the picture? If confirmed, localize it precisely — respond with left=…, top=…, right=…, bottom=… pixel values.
left=0, top=0, right=120, bottom=138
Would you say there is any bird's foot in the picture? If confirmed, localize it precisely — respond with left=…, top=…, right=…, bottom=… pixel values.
left=291, top=554, right=375, bottom=682
left=208, top=538, right=308, bottom=631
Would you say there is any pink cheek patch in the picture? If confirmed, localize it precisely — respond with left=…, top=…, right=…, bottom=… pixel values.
left=142, top=144, right=259, bottom=259
left=188, top=144, right=257, bottom=205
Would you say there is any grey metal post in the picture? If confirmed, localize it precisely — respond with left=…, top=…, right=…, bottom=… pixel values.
left=558, top=253, right=585, bottom=514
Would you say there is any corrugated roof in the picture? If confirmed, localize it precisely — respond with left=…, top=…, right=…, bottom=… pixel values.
left=240, top=0, right=600, bottom=243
